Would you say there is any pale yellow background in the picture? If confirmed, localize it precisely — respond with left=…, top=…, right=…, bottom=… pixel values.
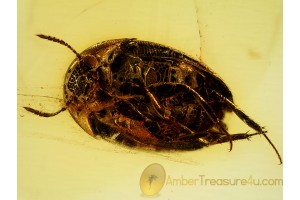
left=18, top=0, right=282, bottom=199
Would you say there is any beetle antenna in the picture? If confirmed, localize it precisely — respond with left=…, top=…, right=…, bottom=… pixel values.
left=23, top=35, right=75, bottom=118
left=24, top=107, right=66, bottom=117
left=36, top=34, right=82, bottom=60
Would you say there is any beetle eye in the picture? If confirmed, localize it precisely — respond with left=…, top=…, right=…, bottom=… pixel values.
left=80, top=55, right=99, bottom=70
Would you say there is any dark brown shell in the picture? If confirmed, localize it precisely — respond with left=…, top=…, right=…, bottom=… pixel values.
left=24, top=35, right=282, bottom=163
left=63, top=38, right=235, bottom=150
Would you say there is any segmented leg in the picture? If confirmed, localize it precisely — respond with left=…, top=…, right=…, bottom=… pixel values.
left=148, top=82, right=233, bottom=151
left=209, top=132, right=260, bottom=145
left=214, top=91, right=282, bottom=164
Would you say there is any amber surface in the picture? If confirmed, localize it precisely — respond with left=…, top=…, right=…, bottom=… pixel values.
left=18, top=0, right=282, bottom=199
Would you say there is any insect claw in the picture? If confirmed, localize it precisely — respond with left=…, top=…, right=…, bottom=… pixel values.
left=226, top=135, right=233, bottom=152
left=228, top=140, right=233, bottom=152
left=217, top=124, right=232, bottom=151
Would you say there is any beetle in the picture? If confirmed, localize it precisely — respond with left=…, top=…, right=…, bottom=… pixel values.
left=24, top=34, right=282, bottom=164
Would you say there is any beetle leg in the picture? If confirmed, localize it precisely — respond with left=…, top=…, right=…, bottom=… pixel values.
left=143, top=87, right=199, bottom=136
left=122, top=96, right=198, bottom=137
left=178, top=130, right=259, bottom=145
left=210, top=132, right=260, bottom=145
left=149, top=82, right=233, bottom=151
left=213, top=91, right=282, bottom=164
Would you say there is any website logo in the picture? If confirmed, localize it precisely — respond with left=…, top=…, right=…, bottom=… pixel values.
left=140, top=163, right=166, bottom=196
